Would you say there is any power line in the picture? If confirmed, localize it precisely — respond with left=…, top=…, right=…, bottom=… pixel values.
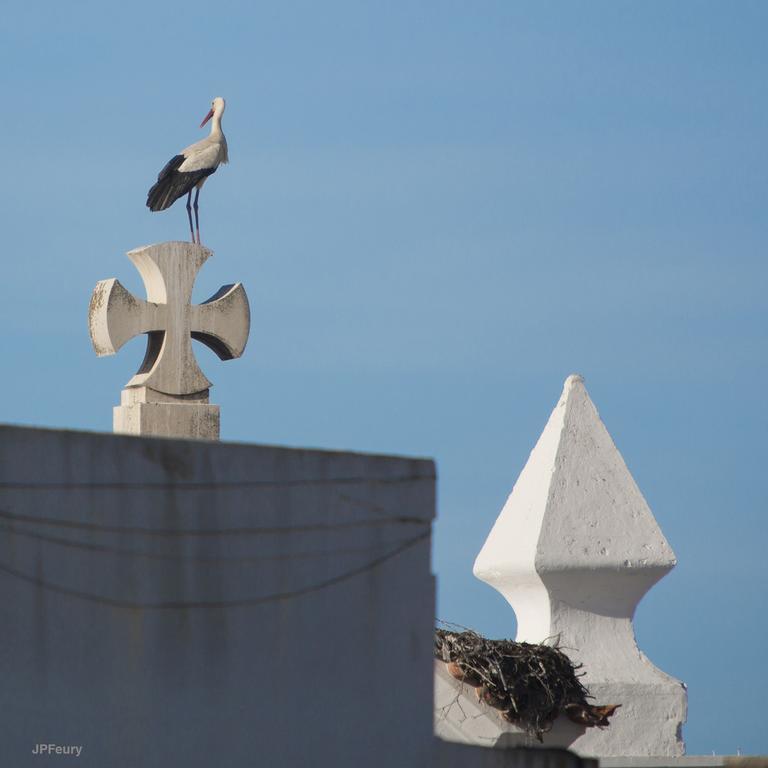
left=0, top=473, right=435, bottom=492
left=0, top=530, right=430, bottom=610
left=0, top=507, right=430, bottom=537
left=0, top=521, right=420, bottom=564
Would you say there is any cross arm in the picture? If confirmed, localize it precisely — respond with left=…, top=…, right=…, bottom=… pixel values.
left=190, top=283, right=250, bottom=361
left=88, top=278, right=162, bottom=357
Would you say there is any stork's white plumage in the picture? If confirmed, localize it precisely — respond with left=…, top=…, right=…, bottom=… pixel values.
left=147, top=97, right=228, bottom=244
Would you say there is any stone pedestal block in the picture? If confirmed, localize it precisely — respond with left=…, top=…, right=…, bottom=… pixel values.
left=113, top=386, right=219, bottom=440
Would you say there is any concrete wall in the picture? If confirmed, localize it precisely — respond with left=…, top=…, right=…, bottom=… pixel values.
left=0, top=425, right=435, bottom=768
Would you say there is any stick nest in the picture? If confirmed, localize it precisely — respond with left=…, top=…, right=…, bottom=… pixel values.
left=435, top=628, right=620, bottom=741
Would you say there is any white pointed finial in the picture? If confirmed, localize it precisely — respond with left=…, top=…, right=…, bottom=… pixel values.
left=472, top=375, right=686, bottom=756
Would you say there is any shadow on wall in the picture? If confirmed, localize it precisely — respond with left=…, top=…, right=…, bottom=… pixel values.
left=495, top=720, right=587, bottom=749
left=434, top=740, right=597, bottom=768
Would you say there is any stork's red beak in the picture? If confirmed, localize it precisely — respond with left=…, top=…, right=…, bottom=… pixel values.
left=200, top=108, right=214, bottom=128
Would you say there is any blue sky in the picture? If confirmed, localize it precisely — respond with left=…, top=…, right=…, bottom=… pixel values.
left=2, top=0, right=766, bottom=754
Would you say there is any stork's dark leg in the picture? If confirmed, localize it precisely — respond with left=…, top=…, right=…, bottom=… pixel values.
left=193, top=187, right=201, bottom=244
left=185, top=191, right=195, bottom=243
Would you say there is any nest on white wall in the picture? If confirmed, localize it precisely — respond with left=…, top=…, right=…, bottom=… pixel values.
left=435, top=628, right=620, bottom=741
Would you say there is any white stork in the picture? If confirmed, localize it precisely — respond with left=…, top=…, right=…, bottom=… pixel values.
left=147, top=97, right=228, bottom=244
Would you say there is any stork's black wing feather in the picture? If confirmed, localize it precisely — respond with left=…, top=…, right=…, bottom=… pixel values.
left=157, top=154, right=186, bottom=181
left=146, top=155, right=215, bottom=212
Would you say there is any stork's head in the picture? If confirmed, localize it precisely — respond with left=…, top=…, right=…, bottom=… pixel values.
left=200, top=97, right=226, bottom=128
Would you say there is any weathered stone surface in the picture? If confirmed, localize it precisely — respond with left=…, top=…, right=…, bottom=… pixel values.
left=88, top=241, right=250, bottom=440
left=89, top=241, right=249, bottom=396
left=113, top=401, right=220, bottom=440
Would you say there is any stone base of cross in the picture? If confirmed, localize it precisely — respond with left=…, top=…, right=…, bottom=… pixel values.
left=88, top=242, right=250, bottom=441
left=113, top=385, right=221, bottom=440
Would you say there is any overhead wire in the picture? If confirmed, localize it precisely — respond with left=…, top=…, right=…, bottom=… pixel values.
left=0, top=529, right=431, bottom=611
left=0, top=472, right=434, bottom=608
left=0, top=521, right=422, bottom=564
left=0, top=472, right=435, bottom=492
left=0, top=506, right=429, bottom=537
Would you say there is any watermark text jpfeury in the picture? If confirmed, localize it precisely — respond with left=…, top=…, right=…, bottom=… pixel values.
left=32, top=744, right=83, bottom=757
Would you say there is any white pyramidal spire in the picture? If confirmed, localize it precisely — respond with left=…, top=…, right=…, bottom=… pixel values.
left=472, top=375, right=686, bottom=756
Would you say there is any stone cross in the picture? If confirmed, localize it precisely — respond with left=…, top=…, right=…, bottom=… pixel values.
left=88, top=241, right=250, bottom=440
